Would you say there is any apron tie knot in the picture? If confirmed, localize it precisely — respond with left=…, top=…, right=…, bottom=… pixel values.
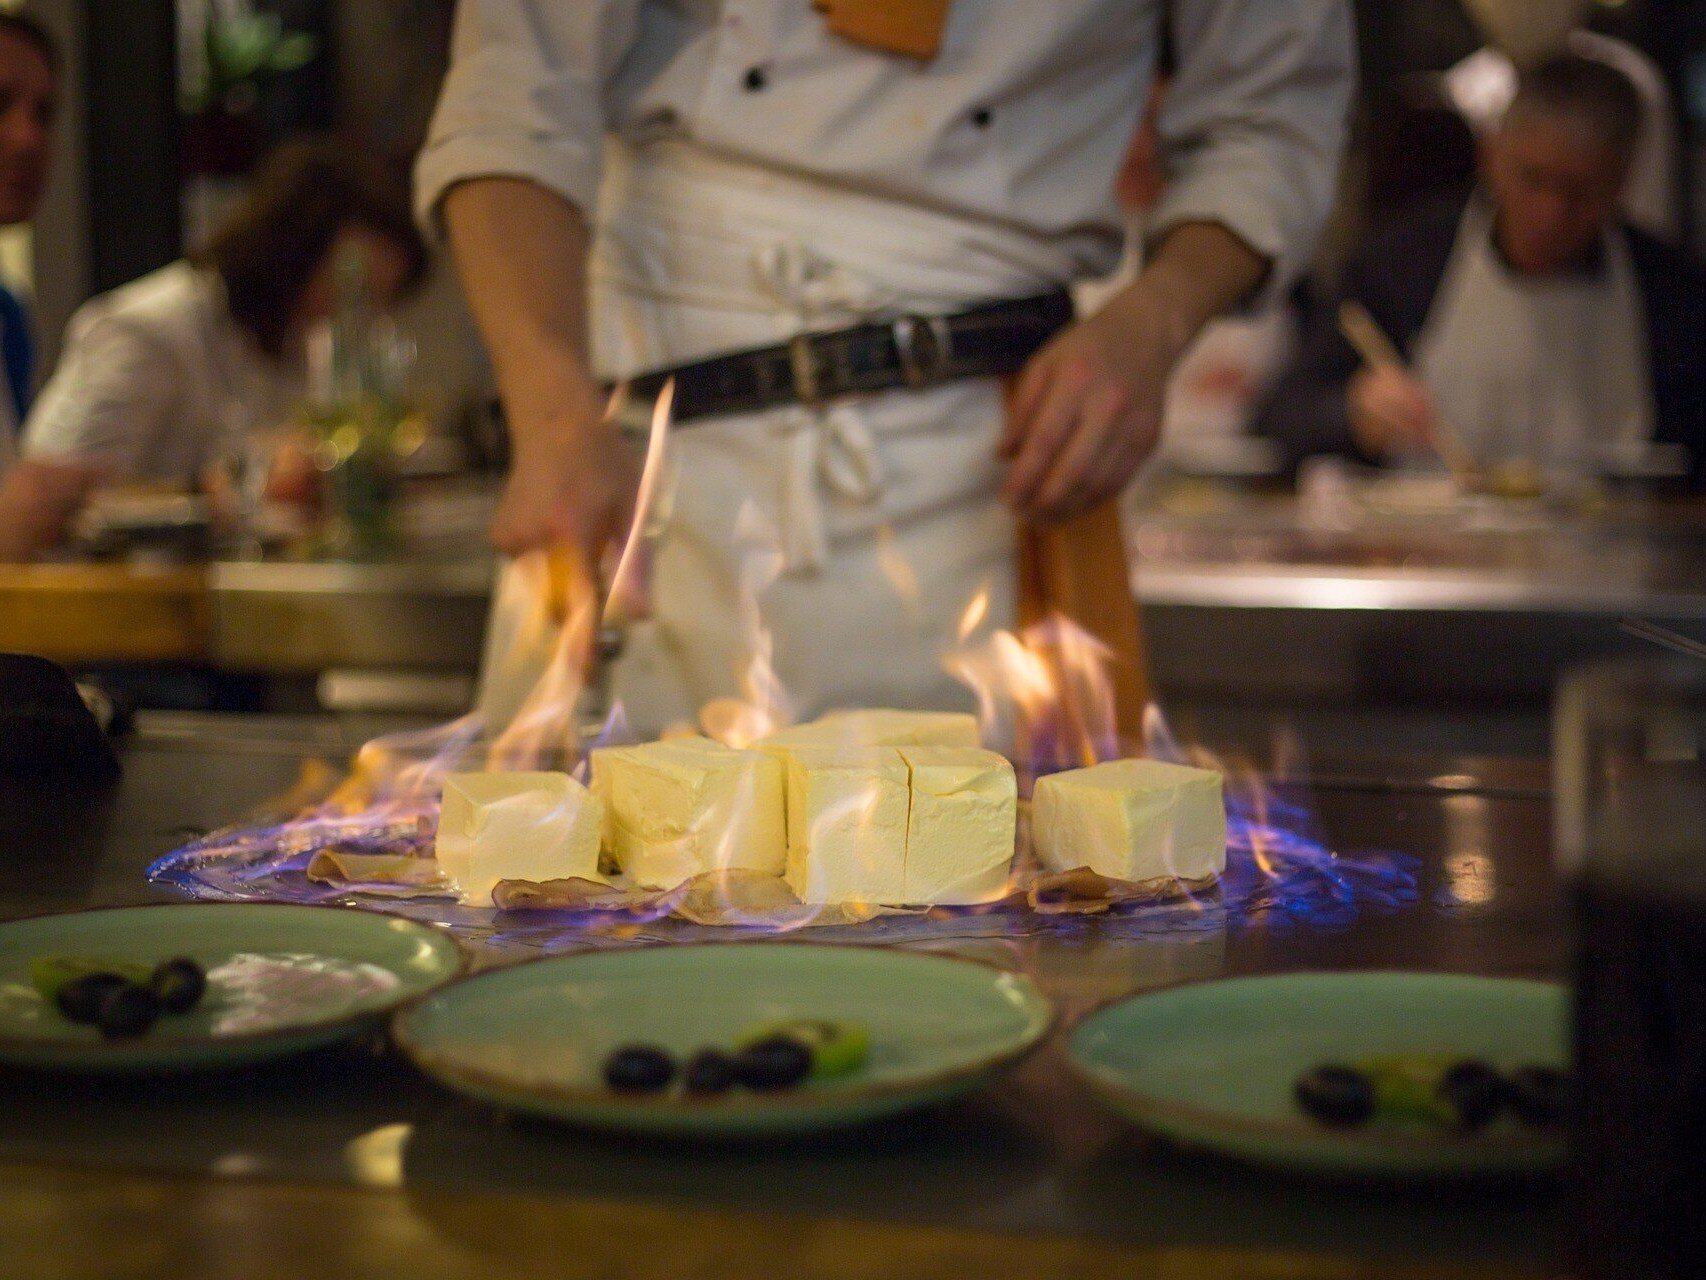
left=778, top=403, right=886, bottom=572
left=751, top=239, right=896, bottom=321
left=755, top=236, right=892, bottom=574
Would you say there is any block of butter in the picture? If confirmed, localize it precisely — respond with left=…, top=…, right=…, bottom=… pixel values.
left=435, top=771, right=605, bottom=906
left=761, top=708, right=980, bottom=752
left=590, top=737, right=786, bottom=889
left=1032, top=758, right=1227, bottom=884
left=781, top=746, right=910, bottom=905
left=898, top=745, right=1017, bottom=905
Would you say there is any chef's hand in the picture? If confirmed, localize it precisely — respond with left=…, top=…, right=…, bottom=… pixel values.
left=441, top=179, right=633, bottom=568
left=1347, top=365, right=1438, bottom=458
left=490, top=408, right=640, bottom=569
left=999, top=284, right=1188, bottom=522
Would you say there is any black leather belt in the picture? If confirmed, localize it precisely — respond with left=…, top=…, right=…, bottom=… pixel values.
left=621, top=290, right=1073, bottom=428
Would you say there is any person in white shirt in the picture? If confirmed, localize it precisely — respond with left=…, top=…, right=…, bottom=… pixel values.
left=419, top=2, right=1355, bottom=729
left=2, top=138, right=427, bottom=559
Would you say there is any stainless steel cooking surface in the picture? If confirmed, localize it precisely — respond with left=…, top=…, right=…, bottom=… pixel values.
left=1129, top=495, right=1706, bottom=713
left=192, top=496, right=1706, bottom=701
left=208, top=559, right=495, bottom=674
left=0, top=715, right=1561, bottom=1271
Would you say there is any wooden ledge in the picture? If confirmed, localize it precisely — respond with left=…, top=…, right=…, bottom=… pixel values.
left=0, top=564, right=210, bottom=664
left=0, top=1158, right=1542, bottom=1280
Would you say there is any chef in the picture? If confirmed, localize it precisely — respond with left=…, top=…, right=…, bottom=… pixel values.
left=1258, top=54, right=1706, bottom=488
left=418, top=1, right=1353, bottom=733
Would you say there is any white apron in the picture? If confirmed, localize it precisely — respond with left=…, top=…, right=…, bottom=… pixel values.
left=1411, top=199, right=1652, bottom=484
left=534, top=140, right=1080, bottom=736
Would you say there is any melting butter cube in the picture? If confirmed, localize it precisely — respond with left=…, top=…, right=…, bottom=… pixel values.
left=590, top=737, right=786, bottom=889
left=761, top=709, right=980, bottom=751
left=898, top=745, right=1017, bottom=905
left=781, top=746, right=910, bottom=905
left=435, top=772, right=605, bottom=906
left=1032, top=759, right=1227, bottom=883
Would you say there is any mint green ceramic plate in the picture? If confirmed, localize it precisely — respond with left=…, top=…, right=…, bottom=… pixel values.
left=0, top=903, right=465, bottom=1074
left=394, top=943, right=1054, bottom=1138
left=1069, top=972, right=1569, bottom=1180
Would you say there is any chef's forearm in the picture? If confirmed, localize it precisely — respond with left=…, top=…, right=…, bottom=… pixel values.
left=1114, top=221, right=1270, bottom=360
left=441, top=177, right=607, bottom=451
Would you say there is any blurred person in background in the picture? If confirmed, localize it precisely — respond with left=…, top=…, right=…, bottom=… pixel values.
left=1447, top=34, right=1677, bottom=243
left=0, top=137, right=428, bottom=560
left=0, top=9, right=78, bottom=559
left=0, top=9, right=55, bottom=447
left=1256, top=55, right=1706, bottom=490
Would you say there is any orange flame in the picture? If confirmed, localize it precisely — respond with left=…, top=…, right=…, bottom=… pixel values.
left=477, top=379, right=677, bottom=770
left=603, top=379, right=674, bottom=627
left=875, top=523, right=921, bottom=622
left=956, top=584, right=991, bottom=642
left=423, top=379, right=677, bottom=774
left=486, top=558, right=598, bottom=771
left=1145, top=702, right=1280, bottom=880
left=262, top=380, right=678, bottom=839
left=699, top=502, right=793, bottom=747
left=307, top=712, right=483, bottom=831
left=699, top=694, right=779, bottom=749
left=945, top=609, right=1118, bottom=777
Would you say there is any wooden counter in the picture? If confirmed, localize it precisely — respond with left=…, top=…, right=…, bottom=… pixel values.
left=0, top=1158, right=1532, bottom=1280
left=0, top=564, right=209, bottom=663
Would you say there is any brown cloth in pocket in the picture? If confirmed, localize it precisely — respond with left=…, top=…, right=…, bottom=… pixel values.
left=1004, top=376, right=1151, bottom=741
left=814, top=0, right=953, bottom=61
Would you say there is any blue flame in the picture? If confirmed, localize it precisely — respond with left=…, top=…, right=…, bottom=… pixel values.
left=146, top=772, right=1418, bottom=948
left=1220, top=783, right=1419, bottom=929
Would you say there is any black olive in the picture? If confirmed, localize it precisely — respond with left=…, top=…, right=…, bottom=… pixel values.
left=1504, top=1065, right=1571, bottom=1128
left=602, top=1045, right=676, bottom=1093
left=55, top=973, right=129, bottom=1025
left=150, top=958, right=207, bottom=1015
left=1437, top=1060, right=1505, bottom=1131
left=96, top=984, right=162, bottom=1039
left=683, top=1049, right=738, bottom=1096
left=1294, top=1064, right=1375, bottom=1126
left=733, top=1036, right=813, bottom=1091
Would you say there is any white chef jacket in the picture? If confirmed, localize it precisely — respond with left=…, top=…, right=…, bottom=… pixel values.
left=417, top=0, right=1354, bottom=301
left=22, top=262, right=304, bottom=485
left=420, top=0, right=1354, bottom=734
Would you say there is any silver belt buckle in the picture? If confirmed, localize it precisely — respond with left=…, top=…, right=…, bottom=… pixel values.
left=893, top=314, right=954, bottom=390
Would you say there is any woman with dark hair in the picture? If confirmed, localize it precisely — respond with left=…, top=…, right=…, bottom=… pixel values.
left=1, top=136, right=425, bottom=556
left=0, top=8, right=61, bottom=456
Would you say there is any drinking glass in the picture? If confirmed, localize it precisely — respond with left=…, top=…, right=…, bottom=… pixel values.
left=1553, top=658, right=1706, bottom=1279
